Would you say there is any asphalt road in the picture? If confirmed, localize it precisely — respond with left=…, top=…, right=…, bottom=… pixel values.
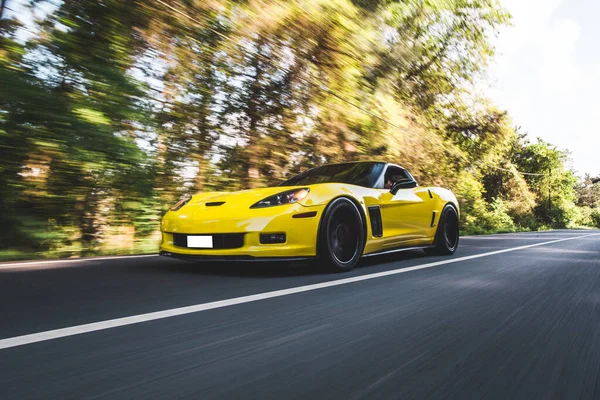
left=1, top=230, right=600, bottom=399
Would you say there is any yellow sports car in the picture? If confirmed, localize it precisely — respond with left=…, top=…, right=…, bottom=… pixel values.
left=160, top=161, right=459, bottom=272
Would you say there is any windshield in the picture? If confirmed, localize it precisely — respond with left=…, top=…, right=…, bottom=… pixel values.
left=280, top=162, right=385, bottom=188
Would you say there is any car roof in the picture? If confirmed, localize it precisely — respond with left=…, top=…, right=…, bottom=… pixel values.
left=319, top=161, right=406, bottom=170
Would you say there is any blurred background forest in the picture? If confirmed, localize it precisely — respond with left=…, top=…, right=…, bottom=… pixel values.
left=1, top=0, right=599, bottom=261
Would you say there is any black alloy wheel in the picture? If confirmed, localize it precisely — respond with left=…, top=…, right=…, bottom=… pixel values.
left=442, top=206, right=459, bottom=252
left=318, top=197, right=365, bottom=272
left=426, top=204, right=459, bottom=256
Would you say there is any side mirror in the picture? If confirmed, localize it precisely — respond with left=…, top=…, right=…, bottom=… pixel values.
left=390, top=179, right=418, bottom=194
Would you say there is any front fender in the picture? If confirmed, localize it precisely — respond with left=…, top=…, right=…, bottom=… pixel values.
left=430, top=188, right=460, bottom=217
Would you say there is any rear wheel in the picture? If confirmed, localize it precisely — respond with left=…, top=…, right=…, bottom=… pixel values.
left=425, top=204, right=459, bottom=256
left=318, top=198, right=365, bottom=272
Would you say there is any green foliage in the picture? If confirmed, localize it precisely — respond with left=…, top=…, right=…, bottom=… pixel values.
left=0, top=0, right=596, bottom=261
left=575, top=175, right=600, bottom=208
left=572, top=206, right=595, bottom=228
left=485, top=199, right=517, bottom=233
left=592, top=209, right=600, bottom=228
left=453, top=174, right=517, bottom=235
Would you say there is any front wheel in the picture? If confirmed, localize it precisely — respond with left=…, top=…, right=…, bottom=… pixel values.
left=318, top=198, right=365, bottom=272
left=425, top=204, right=459, bottom=256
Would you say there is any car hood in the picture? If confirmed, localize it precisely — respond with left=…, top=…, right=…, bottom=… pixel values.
left=183, top=186, right=308, bottom=211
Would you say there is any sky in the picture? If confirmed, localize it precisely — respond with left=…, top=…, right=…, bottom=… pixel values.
left=487, top=0, right=600, bottom=177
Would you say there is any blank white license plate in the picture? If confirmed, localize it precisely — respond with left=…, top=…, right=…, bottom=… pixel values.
left=187, top=235, right=213, bottom=248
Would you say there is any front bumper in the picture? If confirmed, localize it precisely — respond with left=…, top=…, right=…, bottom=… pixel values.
left=159, top=203, right=324, bottom=258
left=159, top=251, right=314, bottom=263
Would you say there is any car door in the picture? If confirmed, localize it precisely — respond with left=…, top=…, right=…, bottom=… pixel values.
left=377, top=166, right=434, bottom=247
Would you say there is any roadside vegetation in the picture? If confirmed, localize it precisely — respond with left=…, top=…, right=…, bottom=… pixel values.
left=1, top=0, right=599, bottom=260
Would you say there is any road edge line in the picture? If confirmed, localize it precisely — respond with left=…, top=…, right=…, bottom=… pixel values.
left=0, top=254, right=158, bottom=270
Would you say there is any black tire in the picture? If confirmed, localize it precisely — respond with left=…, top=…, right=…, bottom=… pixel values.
left=425, top=204, right=459, bottom=256
left=317, top=197, right=365, bottom=272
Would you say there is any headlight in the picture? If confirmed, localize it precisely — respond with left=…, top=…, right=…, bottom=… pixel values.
left=250, top=188, right=310, bottom=209
left=170, top=193, right=193, bottom=211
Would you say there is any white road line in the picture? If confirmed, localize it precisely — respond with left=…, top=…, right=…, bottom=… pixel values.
left=0, top=254, right=158, bottom=270
left=1, top=232, right=598, bottom=351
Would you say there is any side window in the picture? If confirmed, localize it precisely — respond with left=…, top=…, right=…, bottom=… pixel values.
left=383, top=166, right=410, bottom=189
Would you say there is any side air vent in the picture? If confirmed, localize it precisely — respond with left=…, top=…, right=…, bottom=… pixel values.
left=206, top=201, right=226, bottom=207
left=368, top=206, right=383, bottom=237
left=430, top=211, right=437, bottom=227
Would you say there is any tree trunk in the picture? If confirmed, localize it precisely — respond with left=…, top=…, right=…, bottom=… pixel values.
left=0, top=0, right=7, bottom=20
left=80, top=187, right=100, bottom=256
left=192, top=29, right=219, bottom=192
left=245, top=40, right=265, bottom=189
left=195, top=153, right=209, bottom=191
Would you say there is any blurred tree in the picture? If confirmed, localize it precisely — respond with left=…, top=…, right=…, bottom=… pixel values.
left=373, top=0, right=510, bottom=110
left=5, top=0, right=160, bottom=254
left=575, top=174, right=600, bottom=208
left=509, top=138, right=577, bottom=227
left=0, top=13, right=55, bottom=250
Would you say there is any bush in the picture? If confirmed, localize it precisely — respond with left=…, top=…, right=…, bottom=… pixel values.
left=485, top=198, right=517, bottom=232
left=454, top=173, right=518, bottom=234
left=571, top=206, right=594, bottom=228
left=592, top=208, right=600, bottom=228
